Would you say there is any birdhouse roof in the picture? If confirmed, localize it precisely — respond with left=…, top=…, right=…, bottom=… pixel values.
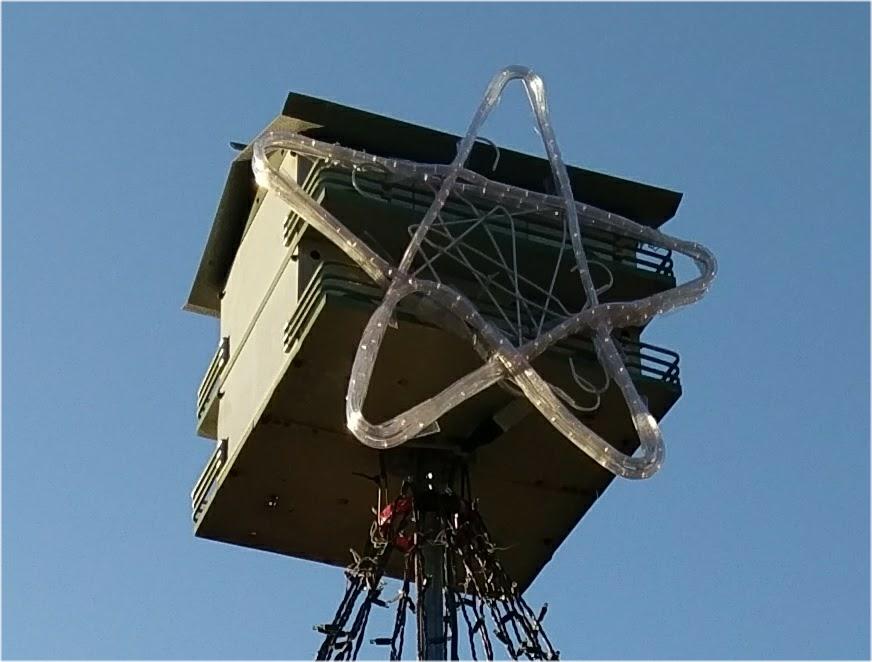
left=184, top=92, right=682, bottom=316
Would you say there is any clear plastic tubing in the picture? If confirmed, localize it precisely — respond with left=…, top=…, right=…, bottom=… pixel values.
left=252, top=66, right=717, bottom=480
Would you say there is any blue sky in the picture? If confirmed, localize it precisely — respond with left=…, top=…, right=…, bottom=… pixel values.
left=2, top=2, right=869, bottom=659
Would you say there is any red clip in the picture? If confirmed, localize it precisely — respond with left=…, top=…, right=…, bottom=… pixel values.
left=393, top=532, right=415, bottom=553
left=377, top=495, right=415, bottom=552
left=378, top=495, right=413, bottom=527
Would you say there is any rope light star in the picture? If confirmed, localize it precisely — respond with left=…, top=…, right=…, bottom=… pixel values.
left=252, top=65, right=716, bottom=479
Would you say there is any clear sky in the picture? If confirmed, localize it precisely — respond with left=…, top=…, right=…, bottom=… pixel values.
left=2, top=2, right=869, bottom=660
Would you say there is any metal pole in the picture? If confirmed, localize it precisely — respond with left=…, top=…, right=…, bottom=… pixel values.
left=413, top=450, right=453, bottom=661
left=419, top=511, right=447, bottom=660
